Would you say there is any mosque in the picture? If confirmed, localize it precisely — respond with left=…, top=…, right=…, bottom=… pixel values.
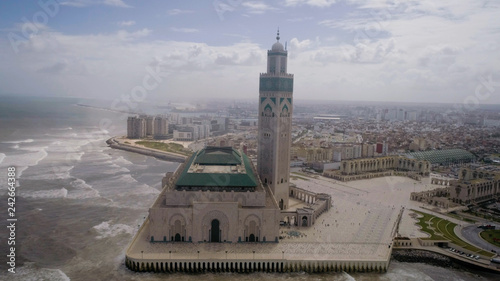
left=147, top=31, right=331, bottom=244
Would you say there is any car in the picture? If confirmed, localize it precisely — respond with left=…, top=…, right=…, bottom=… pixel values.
left=475, top=256, right=480, bottom=260
left=460, top=251, right=464, bottom=255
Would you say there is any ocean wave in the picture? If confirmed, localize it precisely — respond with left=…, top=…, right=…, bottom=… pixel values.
left=0, top=153, right=5, bottom=165
left=69, top=178, right=101, bottom=199
left=0, top=149, right=48, bottom=177
left=51, top=127, right=73, bottom=131
left=22, top=165, right=75, bottom=181
left=20, top=188, right=68, bottom=199
left=113, top=156, right=133, bottom=166
left=11, top=262, right=70, bottom=281
left=92, top=221, right=135, bottom=239
left=2, top=138, right=34, bottom=144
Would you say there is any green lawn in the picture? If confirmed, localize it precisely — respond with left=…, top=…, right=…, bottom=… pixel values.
left=480, top=229, right=500, bottom=247
left=136, top=141, right=192, bottom=156
left=412, top=210, right=494, bottom=257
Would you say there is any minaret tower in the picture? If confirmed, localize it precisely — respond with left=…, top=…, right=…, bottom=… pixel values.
left=258, top=29, right=294, bottom=210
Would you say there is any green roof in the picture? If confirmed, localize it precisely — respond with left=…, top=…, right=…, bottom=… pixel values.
left=176, top=147, right=258, bottom=188
left=406, top=149, right=476, bottom=164
left=193, top=146, right=241, bottom=166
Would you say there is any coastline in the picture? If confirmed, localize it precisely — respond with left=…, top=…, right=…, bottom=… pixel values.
left=392, top=248, right=500, bottom=273
left=106, top=137, right=187, bottom=162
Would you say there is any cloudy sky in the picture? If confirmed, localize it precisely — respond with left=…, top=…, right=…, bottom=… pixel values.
left=1, top=0, right=499, bottom=104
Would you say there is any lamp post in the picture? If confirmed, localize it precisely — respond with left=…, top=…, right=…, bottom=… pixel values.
left=253, top=251, right=255, bottom=260
left=198, top=251, right=200, bottom=259
left=282, top=251, right=284, bottom=260
left=141, top=250, right=143, bottom=259
left=225, top=251, right=228, bottom=259
left=169, top=251, right=171, bottom=259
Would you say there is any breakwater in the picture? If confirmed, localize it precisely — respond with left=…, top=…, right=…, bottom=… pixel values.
left=392, top=249, right=452, bottom=267
left=106, top=138, right=187, bottom=162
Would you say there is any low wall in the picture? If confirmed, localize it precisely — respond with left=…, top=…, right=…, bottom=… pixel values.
left=125, top=257, right=389, bottom=273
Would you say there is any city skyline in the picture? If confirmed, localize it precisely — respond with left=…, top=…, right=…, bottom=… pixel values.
left=1, top=1, right=499, bottom=104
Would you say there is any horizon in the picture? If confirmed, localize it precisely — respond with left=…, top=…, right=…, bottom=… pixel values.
left=1, top=1, right=499, bottom=104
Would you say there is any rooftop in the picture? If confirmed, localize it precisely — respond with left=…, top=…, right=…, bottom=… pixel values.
left=175, top=146, right=258, bottom=188
left=406, top=149, right=476, bottom=164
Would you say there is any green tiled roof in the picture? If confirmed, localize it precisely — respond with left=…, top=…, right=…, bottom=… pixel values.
left=193, top=146, right=241, bottom=166
left=176, top=147, right=257, bottom=188
left=406, top=149, right=476, bottom=164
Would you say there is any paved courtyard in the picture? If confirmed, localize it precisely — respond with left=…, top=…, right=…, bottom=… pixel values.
left=128, top=173, right=445, bottom=263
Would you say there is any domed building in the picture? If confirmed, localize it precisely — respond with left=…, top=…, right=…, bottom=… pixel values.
left=144, top=30, right=331, bottom=246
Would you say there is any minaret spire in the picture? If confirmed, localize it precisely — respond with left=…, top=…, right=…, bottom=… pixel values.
left=276, top=28, right=280, bottom=41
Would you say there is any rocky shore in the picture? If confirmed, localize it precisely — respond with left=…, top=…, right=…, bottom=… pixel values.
left=392, top=249, right=453, bottom=268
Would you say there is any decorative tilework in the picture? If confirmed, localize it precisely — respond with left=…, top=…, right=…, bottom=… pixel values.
left=259, top=77, right=293, bottom=92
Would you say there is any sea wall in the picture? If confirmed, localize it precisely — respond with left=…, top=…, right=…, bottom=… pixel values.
left=106, top=138, right=187, bottom=162
left=125, top=257, right=389, bottom=273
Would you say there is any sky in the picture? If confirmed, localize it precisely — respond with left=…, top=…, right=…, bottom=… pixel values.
left=0, top=0, right=499, bottom=105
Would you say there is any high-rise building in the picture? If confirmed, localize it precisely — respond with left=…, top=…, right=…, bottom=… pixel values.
left=153, top=115, right=168, bottom=138
left=127, top=116, right=146, bottom=139
left=257, top=30, right=294, bottom=210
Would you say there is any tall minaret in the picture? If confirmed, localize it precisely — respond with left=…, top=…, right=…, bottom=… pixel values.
left=258, top=29, right=294, bottom=210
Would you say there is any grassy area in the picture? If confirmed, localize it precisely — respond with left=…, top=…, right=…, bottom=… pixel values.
left=412, top=210, right=495, bottom=257
left=290, top=175, right=310, bottom=181
left=136, top=141, right=192, bottom=156
left=413, top=211, right=445, bottom=240
left=480, top=230, right=500, bottom=247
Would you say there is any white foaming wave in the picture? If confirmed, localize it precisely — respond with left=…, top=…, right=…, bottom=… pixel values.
left=0, top=149, right=48, bottom=177
left=69, top=178, right=101, bottom=199
left=0, top=153, right=5, bottom=165
left=12, top=144, right=19, bottom=149
left=2, top=138, right=34, bottom=144
left=113, top=155, right=133, bottom=166
left=20, top=188, right=68, bottom=199
left=128, top=182, right=160, bottom=195
left=51, top=127, right=73, bottom=131
left=340, top=271, right=357, bottom=281
left=11, top=262, right=71, bottom=281
left=92, top=220, right=135, bottom=239
left=23, top=165, right=74, bottom=181
left=101, top=163, right=130, bottom=174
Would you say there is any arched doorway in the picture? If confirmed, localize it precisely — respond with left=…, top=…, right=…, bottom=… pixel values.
left=175, top=233, right=181, bottom=241
left=249, top=234, right=256, bottom=242
left=210, top=219, right=221, bottom=242
left=302, top=216, right=308, bottom=227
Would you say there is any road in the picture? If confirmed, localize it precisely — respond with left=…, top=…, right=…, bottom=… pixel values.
left=461, top=225, right=500, bottom=254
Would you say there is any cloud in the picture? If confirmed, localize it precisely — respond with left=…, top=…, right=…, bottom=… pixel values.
left=284, top=0, right=338, bottom=8
left=60, top=0, right=132, bottom=8
left=170, top=27, right=199, bottom=33
left=242, top=1, right=278, bottom=14
left=287, top=16, right=313, bottom=22
left=167, top=9, right=194, bottom=16
left=117, top=28, right=152, bottom=40
left=117, top=21, right=136, bottom=26
left=103, top=0, right=132, bottom=8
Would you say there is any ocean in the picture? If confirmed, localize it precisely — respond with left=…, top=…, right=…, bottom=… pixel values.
left=0, top=96, right=497, bottom=281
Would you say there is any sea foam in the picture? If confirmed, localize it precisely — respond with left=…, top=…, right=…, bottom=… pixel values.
left=92, top=221, right=135, bottom=239
left=2, top=138, right=34, bottom=144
